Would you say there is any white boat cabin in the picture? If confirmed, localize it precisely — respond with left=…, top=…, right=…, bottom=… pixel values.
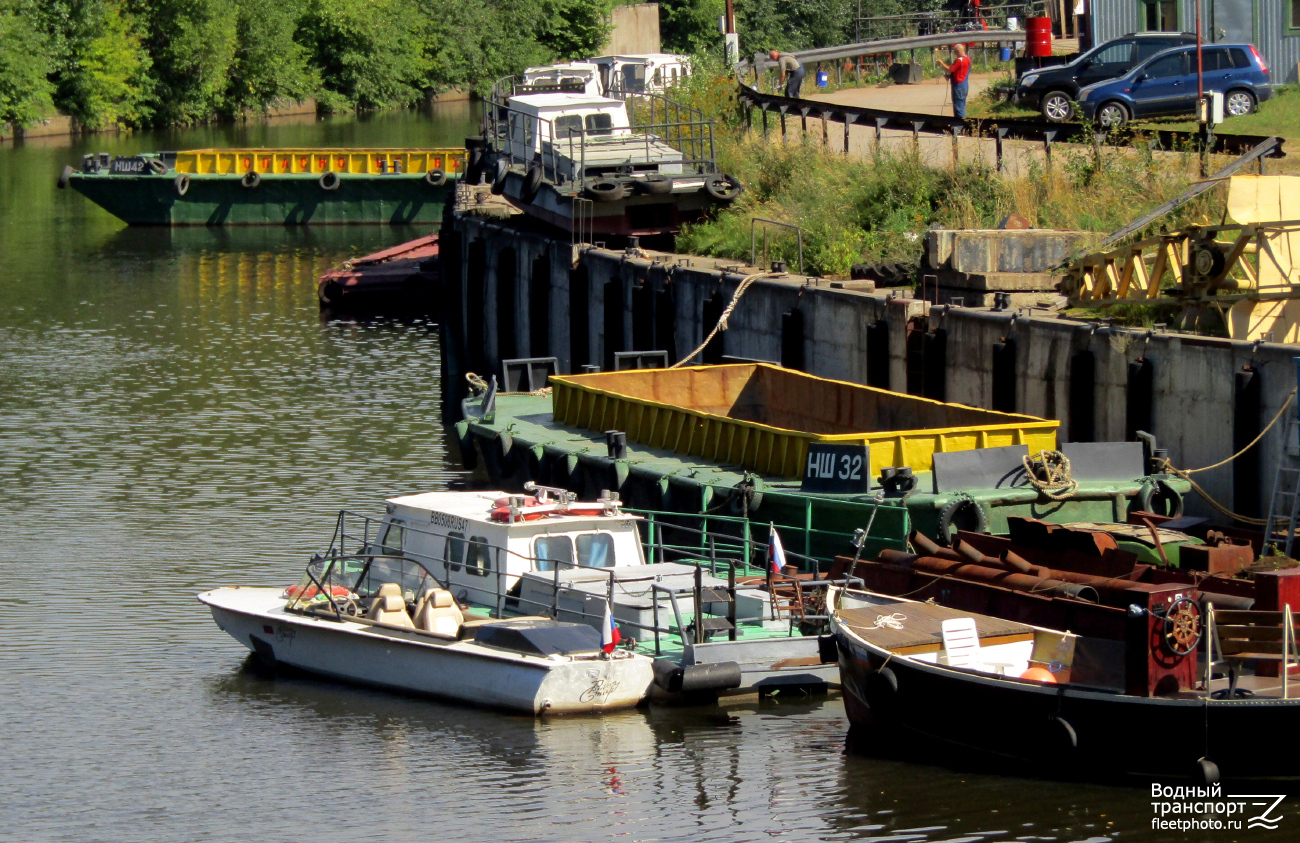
left=591, top=53, right=690, bottom=94
left=521, top=62, right=602, bottom=96
left=368, top=488, right=646, bottom=608
left=502, top=92, right=685, bottom=178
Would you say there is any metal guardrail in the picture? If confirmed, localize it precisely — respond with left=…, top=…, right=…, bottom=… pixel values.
left=744, top=29, right=1028, bottom=75
left=751, top=218, right=804, bottom=275
left=737, top=82, right=1288, bottom=162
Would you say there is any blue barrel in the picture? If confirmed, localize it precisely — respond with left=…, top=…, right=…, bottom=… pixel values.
left=1000, top=46, right=1013, bottom=62
left=816, top=70, right=829, bottom=87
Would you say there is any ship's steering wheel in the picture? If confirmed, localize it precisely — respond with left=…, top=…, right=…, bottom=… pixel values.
left=1161, top=596, right=1203, bottom=657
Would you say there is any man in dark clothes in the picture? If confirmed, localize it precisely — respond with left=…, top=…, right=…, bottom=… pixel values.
left=769, top=49, right=805, bottom=98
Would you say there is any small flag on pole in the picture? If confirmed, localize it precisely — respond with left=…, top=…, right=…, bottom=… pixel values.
left=601, top=598, right=622, bottom=653
left=768, top=523, right=787, bottom=577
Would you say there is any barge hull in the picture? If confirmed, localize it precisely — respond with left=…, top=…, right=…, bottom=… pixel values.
left=68, top=173, right=455, bottom=225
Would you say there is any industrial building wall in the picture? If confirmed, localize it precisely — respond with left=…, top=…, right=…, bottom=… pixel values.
left=604, top=3, right=662, bottom=55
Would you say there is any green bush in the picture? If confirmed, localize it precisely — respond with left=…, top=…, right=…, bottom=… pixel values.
left=0, top=1, right=53, bottom=128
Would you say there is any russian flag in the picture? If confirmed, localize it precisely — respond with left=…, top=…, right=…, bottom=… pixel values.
left=601, top=599, right=622, bottom=653
left=768, top=524, right=787, bottom=577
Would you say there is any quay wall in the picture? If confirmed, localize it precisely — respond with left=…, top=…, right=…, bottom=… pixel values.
left=443, top=213, right=1294, bottom=523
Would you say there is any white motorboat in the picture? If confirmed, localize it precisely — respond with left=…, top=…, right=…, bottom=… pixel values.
left=199, top=488, right=656, bottom=714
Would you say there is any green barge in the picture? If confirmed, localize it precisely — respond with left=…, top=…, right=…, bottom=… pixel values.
left=455, top=364, right=1193, bottom=565
left=59, top=148, right=464, bottom=225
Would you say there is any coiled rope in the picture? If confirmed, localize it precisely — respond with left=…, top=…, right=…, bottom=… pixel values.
left=1022, top=449, right=1078, bottom=500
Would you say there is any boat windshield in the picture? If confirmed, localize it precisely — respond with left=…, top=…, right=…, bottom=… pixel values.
left=287, top=550, right=443, bottom=611
left=535, top=535, right=573, bottom=571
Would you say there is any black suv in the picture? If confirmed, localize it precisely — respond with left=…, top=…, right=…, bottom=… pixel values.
left=1014, top=32, right=1198, bottom=122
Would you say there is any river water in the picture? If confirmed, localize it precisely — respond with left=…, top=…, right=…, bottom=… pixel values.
left=0, top=108, right=1275, bottom=843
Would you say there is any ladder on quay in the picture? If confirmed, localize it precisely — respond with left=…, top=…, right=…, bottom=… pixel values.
left=1264, top=416, right=1300, bottom=557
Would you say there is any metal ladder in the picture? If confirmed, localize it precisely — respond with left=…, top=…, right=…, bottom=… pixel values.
left=1264, top=416, right=1300, bottom=556
left=693, top=564, right=738, bottom=643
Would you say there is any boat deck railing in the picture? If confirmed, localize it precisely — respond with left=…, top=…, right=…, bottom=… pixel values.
left=310, top=508, right=855, bottom=657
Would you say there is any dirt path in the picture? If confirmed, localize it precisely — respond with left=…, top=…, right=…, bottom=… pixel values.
left=805, top=71, right=1002, bottom=117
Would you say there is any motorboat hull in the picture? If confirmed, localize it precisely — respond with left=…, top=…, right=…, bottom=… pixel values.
left=832, top=597, right=1300, bottom=782
left=200, top=587, right=654, bottom=714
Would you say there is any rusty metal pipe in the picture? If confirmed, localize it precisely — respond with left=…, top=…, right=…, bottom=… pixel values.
left=879, top=552, right=1101, bottom=603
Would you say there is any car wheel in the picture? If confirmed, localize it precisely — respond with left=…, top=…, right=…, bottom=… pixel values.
left=1225, top=90, right=1256, bottom=117
left=1097, top=102, right=1129, bottom=129
left=1041, top=91, right=1073, bottom=123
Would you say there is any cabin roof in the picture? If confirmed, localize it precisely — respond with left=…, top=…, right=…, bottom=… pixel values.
left=524, top=62, right=598, bottom=75
left=385, top=490, right=641, bottom=528
left=507, top=93, right=624, bottom=111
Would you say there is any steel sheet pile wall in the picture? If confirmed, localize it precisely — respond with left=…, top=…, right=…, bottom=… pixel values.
left=444, top=214, right=1295, bottom=520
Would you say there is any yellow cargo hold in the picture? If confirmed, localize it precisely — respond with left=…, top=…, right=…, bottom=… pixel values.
left=550, top=364, right=1059, bottom=480
left=172, top=148, right=466, bottom=175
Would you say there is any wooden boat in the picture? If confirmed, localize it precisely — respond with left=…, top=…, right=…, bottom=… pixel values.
left=830, top=586, right=1300, bottom=782
left=317, top=232, right=439, bottom=312
left=59, top=148, right=464, bottom=226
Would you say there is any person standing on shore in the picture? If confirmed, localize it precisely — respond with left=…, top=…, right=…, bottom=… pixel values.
left=936, top=44, right=972, bottom=118
left=769, top=49, right=805, bottom=98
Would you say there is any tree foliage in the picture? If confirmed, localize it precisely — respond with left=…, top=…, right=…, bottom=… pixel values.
left=0, top=0, right=53, bottom=128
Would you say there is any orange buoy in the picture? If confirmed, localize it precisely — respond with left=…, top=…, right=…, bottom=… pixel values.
left=1019, top=667, right=1058, bottom=683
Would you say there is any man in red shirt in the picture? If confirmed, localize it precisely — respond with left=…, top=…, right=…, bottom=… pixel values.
left=937, top=44, right=972, bottom=118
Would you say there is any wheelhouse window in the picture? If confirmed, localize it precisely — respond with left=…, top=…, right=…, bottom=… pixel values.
left=576, top=533, right=615, bottom=568
left=1293, top=0, right=1300, bottom=29
left=585, top=113, right=613, bottom=136
left=1142, top=0, right=1178, bottom=32
left=534, top=535, right=574, bottom=571
left=554, top=115, right=583, bottom=139
left=464, top=535, right=492, bottom=577
left=378, top=520, right=404, bottom=554
left=444, top=530, right=465, bottom=572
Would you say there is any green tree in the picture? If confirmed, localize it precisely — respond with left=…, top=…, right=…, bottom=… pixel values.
left=138, top=0, right=239, bottom=125
left=530, top=0, right=611, bottom=61
left=225, top=0, right=317, bottom=114
left=59, top=1, right=152, bottom=128
left=659, top=0, right=724, bottom=55
left=298, top=0, right=425, bottom=111
left=0, top=2, right=53, bottom=128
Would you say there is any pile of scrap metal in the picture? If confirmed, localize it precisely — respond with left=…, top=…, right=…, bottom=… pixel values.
left=827, top=514, right=1298, bottom=641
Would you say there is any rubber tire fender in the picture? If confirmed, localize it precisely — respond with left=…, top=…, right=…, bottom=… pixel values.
left=642, top=173, right=674, bottom=195
left=147, top=159, right=168, bottom=175
left=583, top=179, right=626, bottom=202
left=1135, top=478, right=1185, bottom=518
left=425, top=168, right=447, bottom=187
left=57, top=164, right=75, bottom=189
left=864, top=666, right=899, bottom=716
left=521, top=164, right=544, bottom=203
left=174, top=173, right=191, bottom=197
left=490, top=160, right=509, bottom=195
left=318, top=171, right=341, bottom=191
left=937, top=497, right=989, bottom=546
left=240, top=171, right=261, bottom=189
left=704, top=173, right=742, bottom=202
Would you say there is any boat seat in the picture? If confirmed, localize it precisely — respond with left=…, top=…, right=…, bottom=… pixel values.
left=940, top=617, right=1014, bottom=675
left=414, top=588, right=464, bottom=636
left=368, top=582, right=415, bottom=628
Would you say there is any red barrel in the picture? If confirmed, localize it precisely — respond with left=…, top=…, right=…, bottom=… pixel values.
left=1026, top=16, right=1053, bottom=58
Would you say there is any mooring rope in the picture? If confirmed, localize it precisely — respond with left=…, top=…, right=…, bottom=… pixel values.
left=672, top=271, right=781, bottom=368
left=1022, top=449, right=1078, bottom=501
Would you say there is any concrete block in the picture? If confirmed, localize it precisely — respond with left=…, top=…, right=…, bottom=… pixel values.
left=925, top=228, right=1092, bottom=274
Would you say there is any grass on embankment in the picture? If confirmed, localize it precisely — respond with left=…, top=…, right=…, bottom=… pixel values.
left=675, top=131, right=1228, bottom=279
